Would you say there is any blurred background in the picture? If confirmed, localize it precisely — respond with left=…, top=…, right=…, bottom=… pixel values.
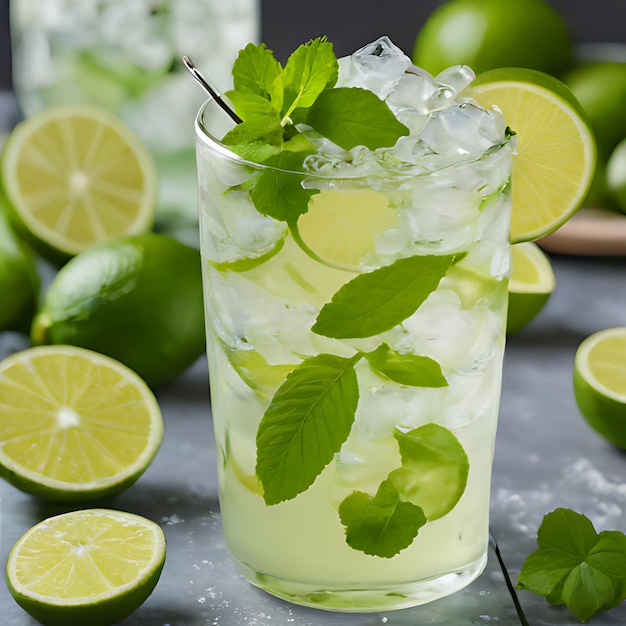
left=2, top=0, right=626, bottom=88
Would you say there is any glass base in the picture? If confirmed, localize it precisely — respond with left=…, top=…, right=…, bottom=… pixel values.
left=236, top=552, right=488, bottom=612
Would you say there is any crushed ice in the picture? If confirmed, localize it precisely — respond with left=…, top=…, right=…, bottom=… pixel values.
left=302, top=36, right=509, bottom=179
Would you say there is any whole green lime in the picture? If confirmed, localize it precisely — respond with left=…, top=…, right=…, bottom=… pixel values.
left=607, top=138, right=626, bottom=214
left=0, top=201, right=40, bottom=334
left=31, top=233, right=205, bottom=387
left=562, top=61, right=626, bottom=156
left=413, top=0, right=574, bottom=77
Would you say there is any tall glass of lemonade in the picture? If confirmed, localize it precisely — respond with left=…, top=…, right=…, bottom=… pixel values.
left=195, top=37, right=514, bottom=611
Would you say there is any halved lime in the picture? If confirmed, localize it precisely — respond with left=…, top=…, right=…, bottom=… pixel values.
left=7, top=508, right=166, bottom=626
left=573, top=327, right=626, bottom=448
left=467, top=68, right=596, bottom=243
left=0, top=345, right=163, bottom=501
left=507, top=241, right=555, bottom=334
left=1, top=105, right=157, bottom=260
left=292, top=189, right=397, bottom=271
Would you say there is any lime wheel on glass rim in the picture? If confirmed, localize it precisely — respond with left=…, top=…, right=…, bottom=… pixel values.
left=467, top=67, right=596, bottom=243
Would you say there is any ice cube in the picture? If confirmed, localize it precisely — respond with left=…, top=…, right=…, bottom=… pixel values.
left=338, top=36, right=412, bottom=99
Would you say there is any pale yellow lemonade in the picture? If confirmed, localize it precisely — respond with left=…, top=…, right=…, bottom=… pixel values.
left=195, top=38, right=513, bottom=610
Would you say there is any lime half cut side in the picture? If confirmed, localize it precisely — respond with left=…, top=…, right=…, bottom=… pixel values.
left=0, top=345, right=163, bottom=501
left=467, top=68, right=596, bottom=243
left=507, top=241, right=555, bottom=335
left=7, top=509, right=166, bottom=626
left=574, top=327, right=626, bottom=449
left=1, top=105, right=157, bottom=260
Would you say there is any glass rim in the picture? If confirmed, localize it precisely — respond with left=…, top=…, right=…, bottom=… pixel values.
left=194, top=97, right=513, bottom=180
left=195, top=99, right=314, bottom=176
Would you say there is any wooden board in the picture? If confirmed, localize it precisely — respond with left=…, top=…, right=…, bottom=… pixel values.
left=539, top=207, right=626, bottom=256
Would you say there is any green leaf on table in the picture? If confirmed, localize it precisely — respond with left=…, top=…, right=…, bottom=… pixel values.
left=388, top=424, right=469, bottom=520
left=281, top=37, right=338, bottom=119
left=517, top=508, right=626, bottom=622
left=339, top=479, right=427, bottom=558
left=231, top=42, right=283, bottom=110
left=249, top=150, right=318, bottom=222
left=306, top=87, right=410, bottom=151
left=364, top=343, right=448, bottom=388
left=256, top=353, right=359, bottom=505
left=312, top=254, right=458, bottom=339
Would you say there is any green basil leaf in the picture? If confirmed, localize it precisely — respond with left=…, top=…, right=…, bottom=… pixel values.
left=256, top=353, right=359, bottom=505
left=249, top=151, right=318, bottom=222
left=388, top=424, right=468, bottom=520
left=339, top=479, right=426, bottom=558
left=232, top=42, right=283, bottom=110
left=364, top=343, right=448, bottom=388
left=312, top=254, right=457, bottom=339
left=282, top=37, right=338, bottom=118
left=306, top=87, right=409, bottom=150
left=517, top=508, right=626, bottom=622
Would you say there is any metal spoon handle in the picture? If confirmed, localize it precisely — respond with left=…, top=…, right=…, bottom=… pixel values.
left=182, top=56, right=242, bottom=125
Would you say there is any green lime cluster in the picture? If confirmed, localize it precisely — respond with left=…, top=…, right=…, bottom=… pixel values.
left=0, top=108, right=205, bottom=388
left=413, top=0, right=626, bottom=213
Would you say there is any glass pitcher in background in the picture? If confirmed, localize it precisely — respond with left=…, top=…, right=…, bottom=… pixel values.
left=10, top=0, right=260, bottom=243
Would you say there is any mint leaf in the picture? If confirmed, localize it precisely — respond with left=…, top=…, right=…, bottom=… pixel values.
left=312, top=254, right=458, bottom=339
left=388, top=424, right=468, bottom=520
left=249, top=151, right=318, bottom=222
left=222, top=115, right=284, bottom=163
left=231, top=42, right=283, bottom=110
left=306, top=87, right=409, bottom=151
left=339, top=480, right=426, bottom=558
left=281, top=37, right=338, bottom=120
left=256, top=353, right=359, bottom=505
left=518, top=508, right=626, bottom=622
left=364, top=343, right=448, bottom=388
left=224, top=90, right=279, bottom=122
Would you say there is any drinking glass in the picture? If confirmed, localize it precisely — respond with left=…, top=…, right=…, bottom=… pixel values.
left=195, top=83, right=513, bottom=611
left=10, top=0, right=259, bottom=239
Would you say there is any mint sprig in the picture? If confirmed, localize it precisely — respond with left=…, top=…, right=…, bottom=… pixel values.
left=221, top=38, right=409, bottom=235
left=518, top=508, right=626, bottom=622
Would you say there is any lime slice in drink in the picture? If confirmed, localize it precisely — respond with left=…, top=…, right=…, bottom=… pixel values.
left=467, top=68, right=596, bottom=243
left=1, top=105, right=157, bottom=261
left=293, top=189, right=397, bottom=270
left=6, top=508, right=165, bottom=626
left=227, top=347, right=295, bottom=397
left=507, top=242, right=555, bottom=334
left=573, top=327, right=626, bottom=448
left=0, top=345, right=163, bottom=502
